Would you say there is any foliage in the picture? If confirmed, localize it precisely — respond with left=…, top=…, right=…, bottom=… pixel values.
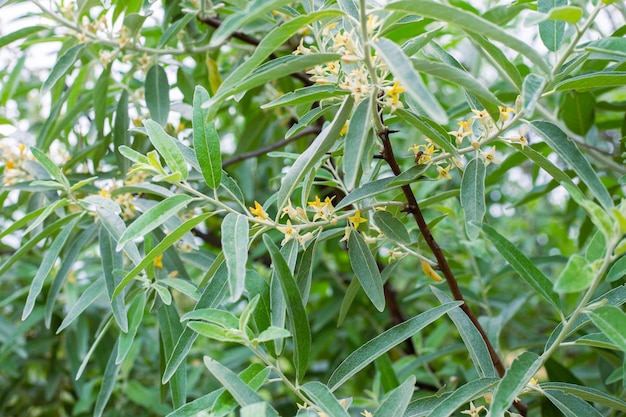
left=1, top=0, right=626, bottom=416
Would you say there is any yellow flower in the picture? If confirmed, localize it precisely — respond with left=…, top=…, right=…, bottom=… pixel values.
left=340, top=120, right=349, bottom=136
left=458, top=119, right=472, bottom=132
left=308, top=195, right=335, bottom=221
left=361, top=411, right=374, bottom=417
left=250, top=201, right=269, bottom=221
left=461, top=401, right=486, bottom=417
left=408, top=142, right=437, bottom=164
left=154, top=254, right=163, bottom=269
left=277, top=220, right=298, bottom=246
left=448, top=126, right=471, bottom=145
left=498, top=105, right=515, bottom=123
left=479, top=146, right=500, bottom=167
left=471, top=109, right=491, bottom=126
left=99, top=188, right=111, bottom=198
left=293, top=38, right=311, bottom=55
left=436, top=165, right=452, bottom=180
left=348, top=209, right=367, bottom=230
left=384, top=80, right=405, bottom=111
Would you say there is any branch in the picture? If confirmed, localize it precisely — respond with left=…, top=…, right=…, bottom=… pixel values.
left=376, top=117, right=528, bottom=417
left=222, top=125, right=321, bottom=168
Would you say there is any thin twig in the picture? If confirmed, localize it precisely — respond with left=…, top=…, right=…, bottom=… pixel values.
left=222, top=125, right=321, bottom=168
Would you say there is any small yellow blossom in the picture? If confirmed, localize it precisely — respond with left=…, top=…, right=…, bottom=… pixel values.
left=308, top=195, right=335, bottom=221
left=361, top=411, right=374, bottom=417
left=250, top=201, right=269, bottom=221
left=509, top=129, right=529, bottom=149
left=498, top=105, right=515, bottom=123
left=366, top=14, right=381, bottom=36
left=277, top=220, right=298, bottom=246
left=348, top=209, right=367, bottom=230
left=436, top=165, right=452, bottom=180
left=384, top=80, right=405, bottom=112
left=5, top=160, right=15, bottom=169
left=471, top=109, right=491, bottom=126
left=293, top=38, right=311, bottom=55
left=458, top=119, right=472, bottom=132
left=408, top=142, right=437, bottom=164
left=340, top=120, right=349, bottom=136
left=100, top=188, right=111, bottom=198
left=297, top=232, right=314, bottom=249
left=460, top=401, right=486, bottom=417
left=154, top=254, right=164, bottom=269
left=448, top=126, right=471, bottom=145
left=339, top=225, right=351, bottom=243
left=339, top=68, right=371, bottom=102
left=479, top=146, right=500, bottom=167
left=388, top=247, right=405, bottom=262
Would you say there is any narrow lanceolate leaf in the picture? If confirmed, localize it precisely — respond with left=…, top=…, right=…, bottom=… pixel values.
left=114, top=90, right=130, bottom=174
left=540, top=382, right=626, bottom=412
left=222, top=213, right=249, bottom=301
left=56, top=278, right=105, bottom=333
left=544, top=389, right=604, bottom=417
left=30, top=147, right=68, bottom=186
left=539, top=0, right=567, bottom=52
left=335, top=177, right=397, bottom=210
left=145, top=64, right=170, bottom=126
left=94, top=341, right=121, bottom=417
left=553, top=72, right=626, bottom=92
left=373, top=376, right=416, bottom=417
left=97, top=208, right=142, bottom=265
left=158, top=303, right=187, bottom=409
left=490, top=351, right=542, bottom=416
left=481, top=223, right=560, bottom=309
left=262, top=85, right=349, bottom=109
left=193, top=86, right=221, bottom=189
left=373, top=211, right=410, bottom=245
left=100, top=227, right=128, bottom=332
left=277, top=96, right=353, bottom=211
left=522, top=73, right=546, bottom=115
left=209, top=0, right=294, bottom=47
left=23, top=215, right=81, bottom=320
left=348, top=230, right=385, bottom=311
left=531, top=121, right=613, bottom=210
left=585, top=38, right=626, bottom=59
left=301, top=382, right=351, bottom=417
left=467, top=33, right=523, bottom=90
left=432, top=287, right=498, bottom=378
left=393, top=109, right=458, bottom=157
left=41, top=43, right=87, bottom=94
left=264, top=235, right=311, bottom=382
left=328, top=301, right=462, bottom=391
left=342, top=96, right=372, bottom=190
left=428, top=378, right=500, bottom=417
left=143, top=119, right=188, bottom=181
left=116, top=291, right=147, bottom=364
left=373, top=38, right=447, bottom=124
left=460, top=158, right=486, bottom=240
left=588, top=306, right=626, bottom=352
left=116, top=194, right=193, bottom=251
left=93, top=66, right=110, bottom=135
left=554, top=254, right=595, bottom=293
left=0, top=25, right=46, bottom=49
left=386, top=1, right=550, bottom=74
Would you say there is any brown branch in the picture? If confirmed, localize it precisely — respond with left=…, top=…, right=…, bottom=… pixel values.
left=196, top=15, right=312, bottom=86
left=376, top=117, right=528, bottom=416
left=222, top=125, right=321, bottom=168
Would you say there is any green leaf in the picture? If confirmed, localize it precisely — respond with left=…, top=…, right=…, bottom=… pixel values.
left=255, top=326, right=291, bottom=343
left=30, top=146, right=68, bottom=187
left=328, top=301, right=462, bottom=391
left=558, top=91, right=595, bottom=136
left=301, top=382, right=351, bottom=417
left=218, top=10, right=343, bottom=93
left=544, top=389, right=604, bottom=417
left=222, top=213, right=249, bottom=301
left=386, top=1, right=550, bottom=74
left=373, top=211, right=410, bottom=245
left=100, top=227, right=128, bottom=332
left=0, top=25, right=46, bottom=49
left=183, top=308, right=239, bottom=329
left=336, top=177, right=398, bottom=210
left=467, top=33, right=523, bottom=90
left=607, top=256, right=626, bottom=283
left=432, top=287, right=498, bottom=378
left=263, top=235, right=311, bottom=382
left=145, top=64, right=170, bottom=126
left=163, top=262, right=229, bottom=383
left=387, top=165, right=430, bottom=188
left=94, top=341, right=122, bottom=417
left=460, top=158, right=486, bottom=240
left=116, top=194, right=193, bottom=251
left=490, top=351, right=542, bottom=416
left=209, top=0, right=294, bottom=47
left=539, top=0, right=567, bottom=51
left=262, top=85, right=349, bottom=109
left=410, top=58, right=501, bottom=119
left=241, top=402, right=278, bottom=417
left=522, top=73, right=546, bottom=115
left=547, top=6, right=584, bottom=24
left=428, top=378, right=500, bottom=417
left=531, top=121, right=613, bottom=211
left=342, top=96, right=372, bottom=191
left=373, top=38, right=448, bottom=124
left=56, top=278, right=105, bottom=333
left=23, top=198, right=69, bottom=235
left=116, top=291, right=146, bottom=364
left=23, top=215, right=81, bottom=320
left=481, top=223, right=561, bottom=309
left=540, top=382, right=626, bottom=412
left=143, top=119, right=188, bottom=181
left=114, top=90, right=130, bottom=174
left=585, top=38, right=626, bottom=59
left=41, top=43, right=87, bottom=94
left=395, top=108, right=458, bottom=158
left=277, top=96, right=353, bottom=211
left=93, top=66, right=110, bottom=135
left=157, top=13, right=195, bottom=48
left=588, top=306, right=626, bottom=352
left=554, top=72, right=626, bottom=92
left=348, top=230, right=385, bottom=311
left=373, top=376, right=416, bottom=417
left=97, top=208, right=142, bottom=265
left=193, top=86, right=222, bottom=188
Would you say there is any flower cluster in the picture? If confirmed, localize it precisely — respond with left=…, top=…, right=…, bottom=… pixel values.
left=296, top=17, right=405, bottom=112
left=1, top=142, right=33, bottom=186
